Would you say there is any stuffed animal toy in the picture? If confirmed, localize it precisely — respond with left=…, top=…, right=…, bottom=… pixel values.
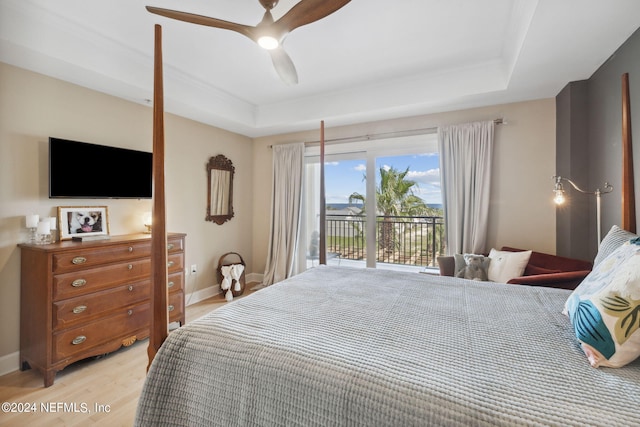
left=456, top=254, right=489, bottom=281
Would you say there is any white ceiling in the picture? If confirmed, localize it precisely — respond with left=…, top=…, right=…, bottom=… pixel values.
left=1, top=0, right=639, bottom=137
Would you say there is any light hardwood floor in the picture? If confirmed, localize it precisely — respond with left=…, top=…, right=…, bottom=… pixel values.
left=0, top=287, right=259, bottom=426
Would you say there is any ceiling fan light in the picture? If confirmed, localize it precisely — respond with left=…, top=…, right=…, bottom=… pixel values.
left=258, top=36, right=279, bottom=50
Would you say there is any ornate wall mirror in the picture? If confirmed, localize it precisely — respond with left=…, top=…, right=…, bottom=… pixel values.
left=206, top=154, right=234, bottom=224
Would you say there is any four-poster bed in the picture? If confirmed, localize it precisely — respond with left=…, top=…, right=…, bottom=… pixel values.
left=139, top=24, right=639, bottom=427
left=622, top=72, right=636, bottom=233
left=147, top=23, right=169, bottom=369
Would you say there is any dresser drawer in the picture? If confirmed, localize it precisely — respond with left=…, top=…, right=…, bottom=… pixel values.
left=168, top=252, right=184, bottom=273
left=168, top=271, right=184, bottom=293
left=53, top=280, right=150, bottom=330
left=53, top=303, right=150, bottom=363
left=53, top=259, right=150, bottom=300
left=52, top=241, right=151, bottom=273
left=168, top=291, right=184, bottom=324
left=167, top=237, right=184, bottom=253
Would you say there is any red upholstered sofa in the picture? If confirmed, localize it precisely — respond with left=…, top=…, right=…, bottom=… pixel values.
left=437, top=246, right=593, bottom=290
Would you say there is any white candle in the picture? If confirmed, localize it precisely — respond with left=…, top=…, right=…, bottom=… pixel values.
left=49, top=216, right=57, bottom=230
left=26, top=214, right=39, bottom=228
left=37, top=221, right=50, bottom=235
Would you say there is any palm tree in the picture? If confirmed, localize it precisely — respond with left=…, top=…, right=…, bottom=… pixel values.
left=348, top=166, right=432, bottom=253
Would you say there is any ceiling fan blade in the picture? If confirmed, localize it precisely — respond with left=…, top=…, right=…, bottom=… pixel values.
left=146, top=6, right=256, bottom=40
left=268, top=47, right=298, bottom=85
left=275, top=0, right=351, bottom=33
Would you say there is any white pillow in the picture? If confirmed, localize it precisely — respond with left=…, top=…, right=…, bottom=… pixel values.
left=487, top=249, right=532, bottom=283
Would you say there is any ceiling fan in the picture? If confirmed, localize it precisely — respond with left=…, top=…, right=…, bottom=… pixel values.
left=146, top=0, right=352, bottom=85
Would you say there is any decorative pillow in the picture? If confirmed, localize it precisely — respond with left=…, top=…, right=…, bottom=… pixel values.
left=453, top=253, right=489, bottom=277
left=564, top=240, right=640, bottom=313
left=564, top=240, right=640, bottom=368
left=593, top=225, right=639, bottom=267
left=455, top=254, right=490, bottom=281
left=487, top=249, right=532, bottom=283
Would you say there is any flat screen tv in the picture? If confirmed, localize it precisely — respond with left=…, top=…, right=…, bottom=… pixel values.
left=49, top=137, right=153, bottom=199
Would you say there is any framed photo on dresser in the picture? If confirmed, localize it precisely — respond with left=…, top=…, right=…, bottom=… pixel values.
left=58, top=206, right=110, bottom=240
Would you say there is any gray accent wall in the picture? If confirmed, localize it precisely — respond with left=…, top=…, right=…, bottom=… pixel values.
left=556, top=27, right=640, bottom=260
left=556, top=80, right=590, bottom=260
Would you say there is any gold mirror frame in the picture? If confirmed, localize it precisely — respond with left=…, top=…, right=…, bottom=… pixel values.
left=206, top=155, right=235, bottom=225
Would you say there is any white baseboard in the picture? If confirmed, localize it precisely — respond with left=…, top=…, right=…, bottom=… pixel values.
left=185, top=285, right=220, bottom=306
left=185, top=272, right=263, bottom=306
left=247, top=272, right=263, bottom=284
left=0, top=351, right=19, bottom=377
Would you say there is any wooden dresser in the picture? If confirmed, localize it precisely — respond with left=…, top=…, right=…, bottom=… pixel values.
left=18, top=233, right=186, bottom=387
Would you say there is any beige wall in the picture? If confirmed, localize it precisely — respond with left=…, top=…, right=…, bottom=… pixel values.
left=252, top=98, right=557, bottom=274
left=0, top=60, right=557, bottom=371
left=0, top=63, right=253, bottom=367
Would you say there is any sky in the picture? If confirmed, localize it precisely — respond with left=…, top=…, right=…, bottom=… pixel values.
left=323, top=153, right=441, bottom=206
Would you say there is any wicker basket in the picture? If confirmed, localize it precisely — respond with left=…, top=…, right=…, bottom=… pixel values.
left=216, top=252, right=246, bottom=297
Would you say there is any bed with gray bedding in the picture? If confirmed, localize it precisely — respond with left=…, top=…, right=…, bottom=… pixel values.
left=135, top=265, right=640, bottom=426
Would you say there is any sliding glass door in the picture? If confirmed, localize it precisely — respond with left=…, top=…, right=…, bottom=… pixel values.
left=297, top=132, right=443, bottom=273
left=299, top=152, right=368, bottom=271
left=373, top=153, right=443, bottom=270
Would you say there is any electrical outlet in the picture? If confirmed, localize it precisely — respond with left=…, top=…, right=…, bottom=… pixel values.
left=190, top=264, right=197, bottom=274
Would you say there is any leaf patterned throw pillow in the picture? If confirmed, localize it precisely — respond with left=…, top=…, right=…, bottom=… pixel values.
left=565, top=241, right=640, bottom=368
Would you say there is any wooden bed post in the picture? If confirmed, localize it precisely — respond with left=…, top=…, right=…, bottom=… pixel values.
left=147, top=23, right=169, bottom=370
left=622, top=73, right=636, bottom=233
left=319, top=120, right=327, bottom=265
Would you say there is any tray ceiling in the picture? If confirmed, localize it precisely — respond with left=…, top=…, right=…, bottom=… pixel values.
left=1, top=0, right=639, bottom=137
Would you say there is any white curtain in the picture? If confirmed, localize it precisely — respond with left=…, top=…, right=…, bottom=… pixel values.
left=263, top=143, right=305, bottom=286
left=438, top=121, right=494, bottom=255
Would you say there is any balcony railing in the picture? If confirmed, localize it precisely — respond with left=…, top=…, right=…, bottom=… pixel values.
left=325, top=214, right=445, bottom=267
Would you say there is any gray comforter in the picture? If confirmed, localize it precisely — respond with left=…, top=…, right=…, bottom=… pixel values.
left=135, top=266, right=640, bottom=426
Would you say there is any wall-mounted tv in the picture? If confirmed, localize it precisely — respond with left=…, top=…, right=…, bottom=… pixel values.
left=49, top=137, right=153, bottom=199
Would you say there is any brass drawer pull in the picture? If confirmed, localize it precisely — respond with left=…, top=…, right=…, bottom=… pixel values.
left=128, top=246, right=133, bottom=252
left=168, top=305, right=175, bottom=312
left=72, top=256, right=87, bottom=265
left=167, top=243, right=174, bottom=250
left=168, top=281, right=174, bottom=288
left=127, top=264, right=133, bottom=270
left=72, top=305, right=87, bottom=314
left=71, top=279, right=87, bottom=288
left=127, top=309, right=133, bottom=316
left=128, top=285, right=134, bottom=291
left=72, top=336, right=86, bottom=345
left=167, top=261, right=175, bottom=268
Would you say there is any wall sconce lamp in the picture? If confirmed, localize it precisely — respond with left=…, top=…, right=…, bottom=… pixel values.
left=552, top=175, right=613, bottom=243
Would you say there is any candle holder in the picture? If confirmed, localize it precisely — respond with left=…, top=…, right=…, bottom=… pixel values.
left=47, top=217, right=58, bottom=243
left=27, top=227, right=38, bottom=243
left=25, top=214, right=39, bottom=244
left=35, top=233, right=52, bottom=245
left=35, top=220, right=51, bottom=245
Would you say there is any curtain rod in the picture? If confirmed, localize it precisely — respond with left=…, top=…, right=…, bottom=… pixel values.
left=269, top=118, right=504, bottom=148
